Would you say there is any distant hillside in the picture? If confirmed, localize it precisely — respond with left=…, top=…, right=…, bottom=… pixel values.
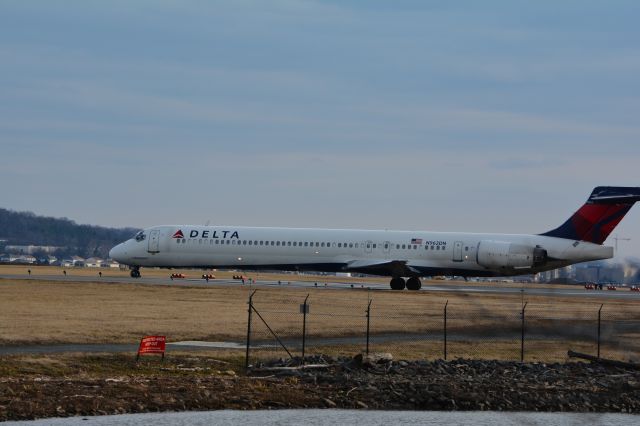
left=0, top=208, right=138, bottom=258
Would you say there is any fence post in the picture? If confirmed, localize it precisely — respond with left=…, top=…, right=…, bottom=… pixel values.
left=245, top=290, right=257, bottom=371
left=520, top=302, right=528, bottom=363
left=597, top=304, right=603, bottom=359
left=444, top=300, right=448, bottom=361
left=366, top=299, right=372, bottom=355
left=301, top=294, right=309, bottom=365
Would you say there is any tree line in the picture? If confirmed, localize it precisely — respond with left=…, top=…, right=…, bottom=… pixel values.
left=0, top=208, right=138, bottom=259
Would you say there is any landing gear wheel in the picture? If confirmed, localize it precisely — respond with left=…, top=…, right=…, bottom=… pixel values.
left=130, top=267, right=141, bottom=278
left=406, top=277, right=422, bottom=291
left=390, top=277, right=406, bottom=290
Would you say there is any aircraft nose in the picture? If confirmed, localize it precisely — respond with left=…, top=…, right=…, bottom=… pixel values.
left=109, top=243, right=125, bottom=262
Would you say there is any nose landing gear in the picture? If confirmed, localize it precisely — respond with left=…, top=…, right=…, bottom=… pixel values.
left=130, top=266, right=141, bottom=278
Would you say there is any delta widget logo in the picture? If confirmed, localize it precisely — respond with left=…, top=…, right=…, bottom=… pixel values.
left=172, top=230, right=184, bottom=239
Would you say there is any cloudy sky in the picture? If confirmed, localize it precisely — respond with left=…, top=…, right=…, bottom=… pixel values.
left=1, top=1, right=639, bottom=256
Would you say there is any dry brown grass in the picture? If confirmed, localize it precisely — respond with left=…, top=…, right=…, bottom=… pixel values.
left=0, top=271, right=638, bottom=351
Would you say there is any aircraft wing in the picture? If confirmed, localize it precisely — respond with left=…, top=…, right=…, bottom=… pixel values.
left=345, top=259, right=421, bottom=276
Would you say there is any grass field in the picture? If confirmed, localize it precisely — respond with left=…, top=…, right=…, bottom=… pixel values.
left=0, top=265, right=638, bottom=363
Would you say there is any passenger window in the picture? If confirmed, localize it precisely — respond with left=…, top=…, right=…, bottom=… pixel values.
left=304, top=242, right=308, bottom=247
left=288, top=242, right=291, bottom=246
left=465, top=246, right=469, bottom=251
left=249, top=241, right=252, bottom=245
left=321, top=242, right=325, bottom=247
left=349, top=243, right=353, bottom=248
left=355, top=243, right=359, bottom=248
left=373, top=244, right=377, bottom=248
left=402, top=244, right=405, bottom=249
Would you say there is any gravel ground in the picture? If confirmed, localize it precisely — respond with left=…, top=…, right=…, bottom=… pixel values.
left=1, top=355, right=639, bottom=421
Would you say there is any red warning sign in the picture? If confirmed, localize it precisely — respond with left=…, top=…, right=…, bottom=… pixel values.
left=137, top=335, right=166, bottom=359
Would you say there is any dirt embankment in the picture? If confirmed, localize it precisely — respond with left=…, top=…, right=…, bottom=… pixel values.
left=1, top=354, right=639, bottom=421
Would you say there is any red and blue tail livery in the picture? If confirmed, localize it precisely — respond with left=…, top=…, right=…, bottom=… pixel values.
left=541, top=186, right=640, bottom=244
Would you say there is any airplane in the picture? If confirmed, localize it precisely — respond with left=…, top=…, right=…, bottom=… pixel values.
left=109, top=186, right=640, bottom=290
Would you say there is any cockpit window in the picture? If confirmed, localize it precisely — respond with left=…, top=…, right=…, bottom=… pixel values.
left=134, top=231, right=146, bottom=242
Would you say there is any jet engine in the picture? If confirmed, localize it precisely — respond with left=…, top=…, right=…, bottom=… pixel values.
left=476, top=240, right=547, bottom=269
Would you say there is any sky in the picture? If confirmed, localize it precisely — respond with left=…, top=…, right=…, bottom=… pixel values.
left=1, top=1, right=639, bottom=257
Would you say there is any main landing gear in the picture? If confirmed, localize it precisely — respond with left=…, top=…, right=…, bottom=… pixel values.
left=389, top=277, right=422, bottom=291
left=130, top=266, right=141, bottom=278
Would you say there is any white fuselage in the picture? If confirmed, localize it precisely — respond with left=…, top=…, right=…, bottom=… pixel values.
left=109, top=225, right=613, bottom=277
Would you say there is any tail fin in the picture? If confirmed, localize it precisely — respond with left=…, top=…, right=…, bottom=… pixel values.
left=541, top=186, right=640, bottom=244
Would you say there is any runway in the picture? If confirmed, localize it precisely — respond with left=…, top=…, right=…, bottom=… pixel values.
left=1, top=273, right=639, bottom=300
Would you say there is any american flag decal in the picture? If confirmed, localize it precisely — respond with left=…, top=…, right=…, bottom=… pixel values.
left=411, top=238, right=423, bottom=244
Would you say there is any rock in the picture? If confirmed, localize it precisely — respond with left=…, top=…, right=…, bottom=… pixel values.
left=323, top=398, right=337, bottom=407
left=353, top=352, right=393, bottom=367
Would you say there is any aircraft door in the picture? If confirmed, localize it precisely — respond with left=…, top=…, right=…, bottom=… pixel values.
left=148, top=230, right=160, bottom=253
left=453, top=241, right=463, bottom=262
left=365, top=240, right=373, bottom=254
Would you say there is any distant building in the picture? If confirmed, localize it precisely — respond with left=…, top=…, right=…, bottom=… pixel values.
left=62, top=256, right=85, bottom=267
left=71, top=256, right=85, bottom=267
left=4, top=245, right=61, bottom=255
left=9, top=254, right=36, bottom=264
left=103, top=260, right=120, bottom=268
left=84, top=257, right=104, bottom=268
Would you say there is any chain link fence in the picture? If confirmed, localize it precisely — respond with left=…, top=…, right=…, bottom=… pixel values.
left=244, top=289, right=640, bottom=369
